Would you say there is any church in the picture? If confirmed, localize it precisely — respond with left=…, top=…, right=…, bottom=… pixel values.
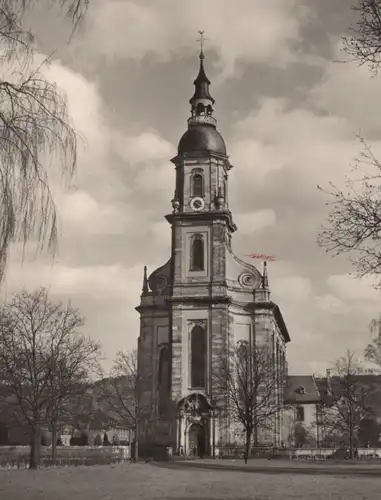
left=136, top=45, right=291, bottom=457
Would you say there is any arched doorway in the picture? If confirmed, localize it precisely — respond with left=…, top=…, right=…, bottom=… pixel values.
left=188, top=423, right=205, bottom=457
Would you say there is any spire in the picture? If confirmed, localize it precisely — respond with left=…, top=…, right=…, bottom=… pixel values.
left=190, top=51, right=215, bottom=106
left=254, top=260, right=270, bottom=303
left=262, top=261, right=269, bottom=289
left=188, top=31, right=216, bottom=127
left=142, top=265, right=148, bottom=295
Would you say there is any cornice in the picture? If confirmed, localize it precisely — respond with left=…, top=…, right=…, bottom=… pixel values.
left=135, top=303, right=169, bottom=313
left=136, top=297, right=290, bottom=343
left=166, top=295, right=231, bottom=306
left=165, top=210, right=237, bottom=233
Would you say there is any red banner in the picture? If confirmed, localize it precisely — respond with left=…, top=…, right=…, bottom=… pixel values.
left=246, top=254, right=276, bottom=261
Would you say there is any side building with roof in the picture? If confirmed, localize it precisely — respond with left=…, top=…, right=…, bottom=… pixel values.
left=284, top=375, right=323, bottom=447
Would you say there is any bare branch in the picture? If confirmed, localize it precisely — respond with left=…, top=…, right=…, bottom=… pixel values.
left=318, top=136, right=381, bottom=286
left=0, top=1, right=91, bottom=282
left=99, top=350, right=152, bottom=431
left=215, top=342, right=283, bottom=459
left=343, top=1, right=381, bottom=75
left=320, top=350, right=375, bottom=457
left=0, top=287, right=101, bottom=468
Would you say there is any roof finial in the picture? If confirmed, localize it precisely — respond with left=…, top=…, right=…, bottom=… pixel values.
left=197, top=30, right=207, bottom=59
left=262, top=261, right=269, bottom=289
left=142, top=265, right=148, bottom=294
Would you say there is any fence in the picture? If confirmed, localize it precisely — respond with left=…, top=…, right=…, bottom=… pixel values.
left=216, top=445, right=381, bottom=461
left=288, top=447, right=381, bottom=461
left=0, top=445, right=130, bottom=469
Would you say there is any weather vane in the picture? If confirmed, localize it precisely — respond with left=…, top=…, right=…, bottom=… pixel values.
left=197, top=30, right=208, bottom=55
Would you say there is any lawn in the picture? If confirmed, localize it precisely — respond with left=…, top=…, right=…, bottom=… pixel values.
left=0, top=461, right=380, bottom=500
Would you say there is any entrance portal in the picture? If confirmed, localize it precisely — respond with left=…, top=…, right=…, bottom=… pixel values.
left=188, top=423, right=205, bottom=457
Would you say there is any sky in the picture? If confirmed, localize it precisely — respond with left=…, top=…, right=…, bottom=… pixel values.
left=2, top=0, right=381, bottom=376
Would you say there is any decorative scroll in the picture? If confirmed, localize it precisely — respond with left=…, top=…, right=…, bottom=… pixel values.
left=238, top=272, right=255, bottom=288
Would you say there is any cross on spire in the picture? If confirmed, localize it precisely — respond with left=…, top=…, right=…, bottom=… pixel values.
left=197, top=30, right=208, bottom=58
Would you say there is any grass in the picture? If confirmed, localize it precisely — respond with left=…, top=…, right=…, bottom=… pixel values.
left=0, top=461, right=380, bottom=500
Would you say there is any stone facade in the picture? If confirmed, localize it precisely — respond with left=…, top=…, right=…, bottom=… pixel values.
left=136, top=50, right=291, bottom=456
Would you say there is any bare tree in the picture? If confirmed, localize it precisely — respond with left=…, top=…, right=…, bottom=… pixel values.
left=343, top=1, right=381, bottom=74
left=322, top=350, right=373, bottom=458
left=0, top=287, right=100, bottom=468
left=99, top=350, right=151, bottom=462
left=319, top=3, right=381, bottom=282
left=217, top=342, right=283, bottom=464
left=365, top=324, right=381, bottom=367
left=44, top=318, right=101, bottom=464
left=0, top=0, right=90, bottom=282
left=318, top=136, right=381, bottom=286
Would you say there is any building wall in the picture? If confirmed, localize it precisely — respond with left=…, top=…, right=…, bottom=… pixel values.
left=283, top=403, right=319, bottom=447
left=136, top=88, right=290, bottom=454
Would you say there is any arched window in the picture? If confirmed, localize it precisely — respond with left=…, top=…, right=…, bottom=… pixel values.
left=237, top=341, right=249, bottom=363
left=196, top=103, right=205, bottom=116
left=191, top=325, right=206, bottom=388
left=192, top=173, right=204, bottom=197
left=191, top=235, right=204, bottom=271
left=158, top=345, right=170, bottom=416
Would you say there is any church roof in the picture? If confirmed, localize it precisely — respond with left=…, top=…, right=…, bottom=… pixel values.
left=284, top=375, right=321, bottom=404
left=178, top=125, right=226, bottom=156
left=178, top=47, right=227, bottom=156
left=189, top=52, right=215, bottom=105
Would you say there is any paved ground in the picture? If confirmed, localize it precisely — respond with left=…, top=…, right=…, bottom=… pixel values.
left=0, top=461, right=380, bottom=500
left=172, top=457, right=381, bottom=475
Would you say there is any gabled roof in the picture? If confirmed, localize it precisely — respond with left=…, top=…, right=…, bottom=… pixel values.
left=284, top=375, right=321, bottom=404
left=314, top=374, right=381, bottom=412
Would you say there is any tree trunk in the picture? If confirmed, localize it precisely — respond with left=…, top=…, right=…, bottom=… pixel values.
left=29, top=425, right=41, bottom=469
left=133, top=421, right=139, bottom=462
left=349, top=424, right=353, bottom=460
left=254, top=424, right=258, bottom=447
left=51, top=421, right=57, bottom=465
left=348, top=409, right=353, bottom=459
left=244, top=429, right=252, bottom=464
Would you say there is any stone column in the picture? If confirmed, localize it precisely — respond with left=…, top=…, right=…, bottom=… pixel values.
left=177, top=414, right=182, bottom=454
left=214, top=413, right=220, bottom=456
left=279, top=347, right=284, bottom=445
left=184, top=417, right=189, bottom=455
left=272, top=334, right=276, bottom=446
left=209, top=415, right=215, bottom=457
left=274, top=339, right=280, bottom=446
left=278, top=343, right=282, bottom=445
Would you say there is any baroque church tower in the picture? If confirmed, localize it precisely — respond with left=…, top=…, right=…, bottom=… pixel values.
left=136, top=46, right=290, bottom=457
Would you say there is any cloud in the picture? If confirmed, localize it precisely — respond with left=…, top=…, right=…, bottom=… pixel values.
left=309, top=42, right=381, bottom=138
left=56, top=190, right=128, bottom=236
left=225, top=66, right=381, bottom=371
left=3, top=261, right=143, bottom=301
left=38, top=60, right=137, bottom=239
left=43, top=59, right=109, bottom=171
left=85, top=0, right=311, bottom=77
left=327, top=274, right=380, bottom=302
left=230, top=97, right=355, bottom=188
left=1, top=260, right=144, bottom=361
left=151, top=221, right=171, bottom=249
left=273, top=275, right=312, bottom=303
left=5, top=2, right=381, bottom=377
left=114, top=131, right=174, bottom=166
left=235, top=210, right=276, bottom=234
left=41, top=62, right=177, bottom=240
left=315, top=294, right=344, bottom=312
